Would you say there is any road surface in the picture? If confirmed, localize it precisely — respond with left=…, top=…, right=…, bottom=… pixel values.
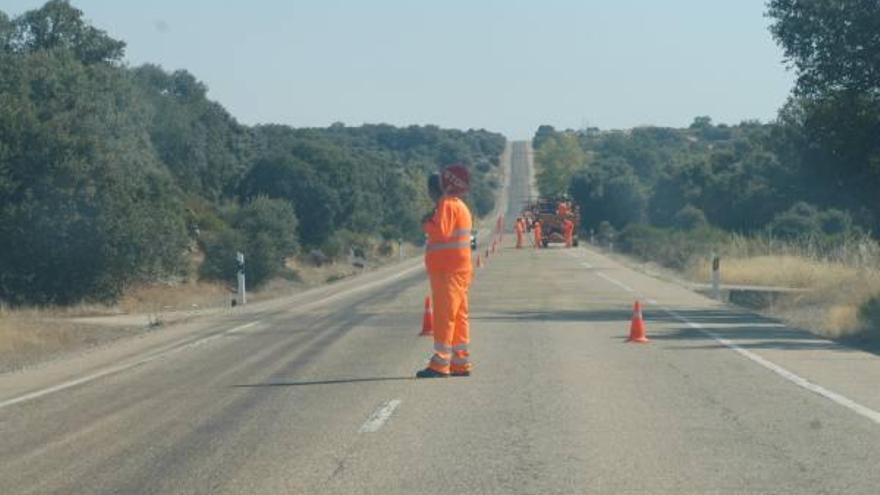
left=3, top=142, right=880, bottom=494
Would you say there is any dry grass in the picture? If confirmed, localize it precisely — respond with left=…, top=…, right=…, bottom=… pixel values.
left=770, top=271, right=880, bottom=338
left=687, top=255, right=862, bottom=289
left=118, top=282, right=232, bottom=313
left=685, top=251, right=880, bottom=339
left=0, top=310, right=139, bottom=372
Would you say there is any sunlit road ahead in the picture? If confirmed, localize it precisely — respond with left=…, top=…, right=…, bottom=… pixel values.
left=3, top=142, right=880, bottom=494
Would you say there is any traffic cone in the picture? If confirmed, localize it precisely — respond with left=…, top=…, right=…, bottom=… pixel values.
left=419, top=296, right=433, bottom=336
left=476, top=254, right=484, bottom=268
left=627, top=301, right=649, bottom=343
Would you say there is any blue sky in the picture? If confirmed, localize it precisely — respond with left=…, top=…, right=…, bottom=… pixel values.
left=4, top=1, right=795, bottom=138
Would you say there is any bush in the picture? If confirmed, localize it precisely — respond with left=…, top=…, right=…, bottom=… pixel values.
left=200, top=197, right=299, bottom=287
left=819, top=209, right=853, bottom=236
left=673, top=205, right=708, bottom=231
left=617, top=224, right=729, bottom=270
left=768, top=202, right=821, bottom=239
left=597, top=221, right=617, bottom=245
left=199, top=229, right=246, bottom=282
left=859, top=296, right=880, bottom=332
left=235, top=196, right=298, bottom=256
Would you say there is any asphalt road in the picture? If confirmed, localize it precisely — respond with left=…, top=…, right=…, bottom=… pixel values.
left=4, top=142, right=880, bottom=494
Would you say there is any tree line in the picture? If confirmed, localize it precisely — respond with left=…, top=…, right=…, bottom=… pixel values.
left=0, top=1, right=505, bottom=305
left=533, top=0, right=880, bottom=245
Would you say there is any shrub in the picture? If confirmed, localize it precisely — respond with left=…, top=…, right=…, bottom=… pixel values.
left=673, top=205, right=708, bottom=231
left=768, top=202, right=821, bottom=239
left=819, top=209, right=853, bottom=236
left=617, top=224, right=729, bottom=270
left=859, top=296, right=880, bottom=333
left=200, top=196, right=299, bottom=287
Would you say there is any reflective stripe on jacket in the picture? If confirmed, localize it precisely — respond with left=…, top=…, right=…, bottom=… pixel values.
left=424, top=196, right=473, bottom=273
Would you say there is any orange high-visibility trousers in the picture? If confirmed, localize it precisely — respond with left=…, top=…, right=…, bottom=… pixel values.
left=515, top=230, right=524, bottom=248
left=427, top=270, right=472, bottom=374
left=534, top=226, right=542, bottom=249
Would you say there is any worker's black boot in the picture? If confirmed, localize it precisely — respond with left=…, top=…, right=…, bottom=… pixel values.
left=451, top=370, right=471, bottom=377
left=415, top=368, right=449, bottom=379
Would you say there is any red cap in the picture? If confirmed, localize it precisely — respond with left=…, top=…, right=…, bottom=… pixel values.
left=441, top=164, right=470, bottom=195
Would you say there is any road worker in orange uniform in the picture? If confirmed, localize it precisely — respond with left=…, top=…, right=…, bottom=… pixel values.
left=417, top=165, right=474, bottom=379
left=533, top=219, right=543, bottom=249
left=557, top=201, right=570, bottom=218
left=563, top=218, right=575, bottom=248
left=514, top=217, right=525, bottom=248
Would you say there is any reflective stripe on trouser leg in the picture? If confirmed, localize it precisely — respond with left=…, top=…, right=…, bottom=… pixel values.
left=434, top=342, right=452, bottom=353
left=451, top=276, right=471, bottom=373
left=427, top=270, right=471, bottom=374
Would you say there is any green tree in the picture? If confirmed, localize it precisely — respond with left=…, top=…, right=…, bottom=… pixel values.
left=569, top=157, right=646, bottom=230
left=200, top=197, right=298, bottom=287
left=768, top=0, right=880, bottom=96
left=0, top=50, right=187, bottom=303
left=11, top=0, right=125, bottom=64
left=536, top=133, right=587, bottom=197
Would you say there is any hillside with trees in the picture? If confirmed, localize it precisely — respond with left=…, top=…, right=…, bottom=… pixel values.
left=0, top=1, right=505, bottom=305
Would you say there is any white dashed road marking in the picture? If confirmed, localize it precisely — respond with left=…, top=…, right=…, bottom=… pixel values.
left=359, top=399, right=402, bottom=433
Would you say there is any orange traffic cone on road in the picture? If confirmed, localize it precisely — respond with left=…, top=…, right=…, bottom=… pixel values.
left=627, top=300, right=649, bottom=343
left=419, top=296, right=433, bottom=336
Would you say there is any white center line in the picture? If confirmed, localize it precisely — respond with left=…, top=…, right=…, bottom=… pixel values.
left=359, top=399, right=402, bottom=433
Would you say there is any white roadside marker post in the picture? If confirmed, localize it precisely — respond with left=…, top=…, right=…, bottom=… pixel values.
left=711, top=253, right=721, bottom=301
left=236, top=251, right=246, bottom=306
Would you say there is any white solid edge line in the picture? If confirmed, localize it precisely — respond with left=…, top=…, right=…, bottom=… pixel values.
left=0, top=320, right=259, bottom=410
left=665, top=309, right=880, bottom=426
left=585, top=264, right=880, bottom=426
left=359, top=399, right=402, bottom=433
left=596, top=271, right=636, bottom=293
left=1, top=263, right=425, bottom=411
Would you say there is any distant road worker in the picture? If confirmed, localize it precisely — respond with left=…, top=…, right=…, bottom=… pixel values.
left=417, top=164, right=474, bottom=379
left=563, top=218, right=574, bottom=248
left=533, top=219, right=542, bottom=249
left=515, top=217, right=525, bottom=248
left=557, top=201, right=570, bottom=218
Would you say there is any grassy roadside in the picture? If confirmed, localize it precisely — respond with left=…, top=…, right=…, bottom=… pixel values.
left=611, top=224, right=880, bottom=340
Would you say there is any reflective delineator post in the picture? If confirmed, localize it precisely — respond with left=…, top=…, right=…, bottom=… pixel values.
left=712, top=254, right=721, bottom=301
left=236, top=251, right=246, bottom=306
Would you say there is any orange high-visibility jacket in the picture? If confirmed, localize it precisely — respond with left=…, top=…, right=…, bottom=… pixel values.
left=424, top=196, right=473, bottom=273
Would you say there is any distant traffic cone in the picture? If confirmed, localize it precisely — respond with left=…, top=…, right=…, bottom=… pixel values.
left=476, top=254, right=484, bottom=268
left=419, top=296, right=434, bottom=336
left=627, top=301, right=649, bottom=343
